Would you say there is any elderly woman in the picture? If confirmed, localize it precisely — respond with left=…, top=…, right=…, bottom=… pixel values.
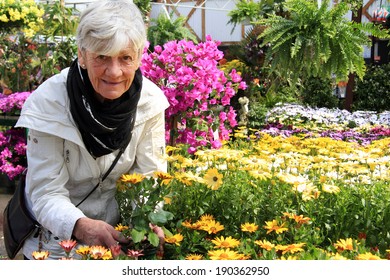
left=15, top=0, right=169, bottom=259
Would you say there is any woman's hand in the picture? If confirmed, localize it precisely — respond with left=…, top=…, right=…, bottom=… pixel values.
left=73, top=217, right=129, bottom=248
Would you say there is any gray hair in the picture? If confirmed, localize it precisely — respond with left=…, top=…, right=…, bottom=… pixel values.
left=76, top=0, right=146, bottom=61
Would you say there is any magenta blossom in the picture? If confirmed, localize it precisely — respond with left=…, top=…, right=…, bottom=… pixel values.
left=141, top=36, right=246, bottom=150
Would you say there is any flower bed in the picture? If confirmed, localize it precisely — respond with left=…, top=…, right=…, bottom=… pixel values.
left=2, top=100, right=390, bottom=260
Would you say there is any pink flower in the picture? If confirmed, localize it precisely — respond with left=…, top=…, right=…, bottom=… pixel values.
left=141, top=37, right=246, bottom=150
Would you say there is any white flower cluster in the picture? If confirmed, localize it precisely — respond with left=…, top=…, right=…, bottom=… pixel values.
left=266, top=103, right=390, bottom=128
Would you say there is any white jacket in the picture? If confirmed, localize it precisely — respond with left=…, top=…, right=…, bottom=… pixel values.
left=16, top=67, right=170, bottom=259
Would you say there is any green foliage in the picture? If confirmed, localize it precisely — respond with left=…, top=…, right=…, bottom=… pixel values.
left=299, top=76, right=340, bottom=109
left=147, top=12, right=198, bottom=50
left=257, top=0, right=390, bottom=83
left=247, top=89, right=298, bottom=129
left=133, top=0, right=152, bottom=24
left=352, top=63, right=390, bottom=112
left=116, top=174, right=174, bottom=247
left=227, top=0, right=262, bottom=31
left=40, top=1, right=77, bottom=37
left=0, top=2, right=77, bottom=92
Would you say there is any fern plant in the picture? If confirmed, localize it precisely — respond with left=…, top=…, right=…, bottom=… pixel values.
left=257, top=0, right=390, bottom=83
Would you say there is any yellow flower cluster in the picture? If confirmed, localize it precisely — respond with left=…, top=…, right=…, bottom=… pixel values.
left=0, top=0, right=44, bottom=37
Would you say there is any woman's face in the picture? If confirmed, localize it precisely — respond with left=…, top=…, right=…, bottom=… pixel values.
left=78, top=47, right=139, bottom=101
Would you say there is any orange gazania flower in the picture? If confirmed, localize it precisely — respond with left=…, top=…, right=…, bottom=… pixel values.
left=59, top=239, right=77, bottom=253
left=89, top=245, right=108, bottom=260
left=240, top=222, right=259, bottom=233
left=120, top=173, right=145, bottom=184
left=32, top=250, right=50, bottom=260
left=165, top=233, right=184, bottom=246
left=263, top=220, right=288, bottom=234
left=211, top=236, right=240, bottom=248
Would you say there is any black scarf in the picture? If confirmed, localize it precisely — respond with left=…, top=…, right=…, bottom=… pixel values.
left=66, top=58, right=142, bottom=158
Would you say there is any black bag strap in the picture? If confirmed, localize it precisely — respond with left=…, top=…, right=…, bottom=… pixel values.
left=75, top=146, right=125, bottom=207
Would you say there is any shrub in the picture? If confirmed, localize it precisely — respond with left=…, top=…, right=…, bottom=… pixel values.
left=300, top=76, right=340, bottom=109
left=353, top=63, right=390, bottom=112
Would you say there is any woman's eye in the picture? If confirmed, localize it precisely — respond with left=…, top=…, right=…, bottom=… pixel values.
left=96, top=55, right=107, bottom=62
left=122, top=56, right=135, bottom=64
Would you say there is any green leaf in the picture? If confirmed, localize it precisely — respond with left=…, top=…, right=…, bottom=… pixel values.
left=148, top=209, right=174, bottom=225
left=131, top=229, right=146, bottom=243
left=148, top=232, right=160, bottom=247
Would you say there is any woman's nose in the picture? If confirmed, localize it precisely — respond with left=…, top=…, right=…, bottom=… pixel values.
left=105, top=58, right=122, bottom=77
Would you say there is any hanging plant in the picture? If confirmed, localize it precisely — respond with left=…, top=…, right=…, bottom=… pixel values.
left=257, top=0, right=390, bottom=83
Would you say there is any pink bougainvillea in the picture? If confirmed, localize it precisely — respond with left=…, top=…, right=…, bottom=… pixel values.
left=141, top=36, right=247, bottom=153
left=0, top=91, right=31, bottom=179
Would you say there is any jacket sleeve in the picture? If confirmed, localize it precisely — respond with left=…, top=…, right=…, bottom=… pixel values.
left=25, top=129, right=85, bottom=240
left=129, top=111, right=168, bottom=175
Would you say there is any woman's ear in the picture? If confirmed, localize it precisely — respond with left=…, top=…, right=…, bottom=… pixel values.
left=78, top=49, right=86, bottom=69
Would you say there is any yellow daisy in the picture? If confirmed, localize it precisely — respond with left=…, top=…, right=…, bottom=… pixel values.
left=208, top=248, right=242, bottom=260
left=120, top=173, right=145, bottom=184
left=199, top=220, right=225, bottom=234
left=356, top=252, right=382, bottom=260
left=203, top=168, right=223, bottom=190
left=211, top=236, right=240, bottom=248
left=185, top=254, right=203, bottom=260
left=240, top=222, right=259, bottom=233
left=278, top=243, right=306, bottom=255
left=334, top=238, right=354, bottom=251
left=115, top=223, right=129, bottom=232
left=165, top=233, right=184, bottom=246
left=76, top=245, right=91, bottom=257
left=199, top=214, right=215, bottom=222
left=254, top=239, right=275, bottom=251
left=153, top=171, right=174, bottom=185
left=263, top=220, right=288, bottom=234
left=322, top=183, right=340, bottom=194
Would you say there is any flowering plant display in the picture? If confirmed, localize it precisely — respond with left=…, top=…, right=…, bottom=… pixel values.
left=0, top=0, right=44, bottom=37
left=6, top=106, right=390, bottom=260
left=141, top=36, right=247, bottom=153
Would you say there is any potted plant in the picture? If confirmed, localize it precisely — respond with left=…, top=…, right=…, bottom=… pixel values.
left=227, top=0, right=261, bottom=31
